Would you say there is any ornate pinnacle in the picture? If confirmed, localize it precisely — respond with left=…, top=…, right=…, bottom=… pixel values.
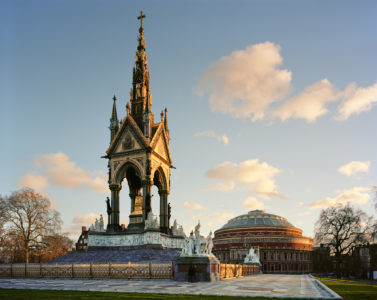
left=164, top=107, right=169, bottom=130
left=126, top=102, right=130, bottom=115
left=109, top=95, right=119, bottom=142
left=111, top=95, right=118, bottom=122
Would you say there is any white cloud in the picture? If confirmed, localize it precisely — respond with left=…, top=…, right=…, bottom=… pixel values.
left=336, top=82, right=377, bottom=120
left=194, top=130, right=229, bottom=145
left=197, top=42, right=377, bottom=123
left=338, top=161, right=370, bottom=176
left=243, top=197, right=264, bottom=210
left=207, top=212, right=234, bottom=227
left=196, top=42, right=292, bottom=121
left=19, top=152, right=108, bottom=194
left=296, top=210, right=311, bottom=216
left=184, top=201, right=206, bottom=211
left=297, top=202, right=305, bottom=207
left=65, top=213, right=107, bottom=238
left=309, top=187, right=371, bottom=209
left=205, top=159, right=283, bottom=199
left=204, top=180, right=235, bottom=192
left=190, top=213, right=205, bottom=221
left=72, top=213, right=100, bottom=227
left=18, top=174, right=48, bottom=193
left=272, top=79, right=339, bottom=122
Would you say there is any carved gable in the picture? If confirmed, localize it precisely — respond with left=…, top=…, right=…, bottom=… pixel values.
left=114, top=130, right=141, bottom=153
left=106, top=115, right=148, bottom=156
left=155, top=137, right=168, bottom=161
left=151, top=128, right=171, bottom=165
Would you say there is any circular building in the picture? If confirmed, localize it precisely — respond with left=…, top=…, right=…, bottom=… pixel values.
left=212, top=210, right=313, bottom=273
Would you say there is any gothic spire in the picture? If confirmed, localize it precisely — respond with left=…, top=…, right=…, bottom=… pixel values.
left=130, top=11, right=151, bottom=131
left=109, top=95, right=119, bottom=142
left=164, top=107, right=170, bottom=140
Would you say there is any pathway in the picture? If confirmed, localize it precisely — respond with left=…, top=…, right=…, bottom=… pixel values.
left=0, top=274, right=341, bottom=299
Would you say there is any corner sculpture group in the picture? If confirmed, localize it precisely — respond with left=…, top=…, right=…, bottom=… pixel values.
left=181, top=222, right=214, bottom=256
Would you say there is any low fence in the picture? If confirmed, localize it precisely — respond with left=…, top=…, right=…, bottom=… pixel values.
left=220, top=263, right=259, bottom=278
left=0, top=262, right=259, bottom=280
left=0, top=262, right=174, bottom=279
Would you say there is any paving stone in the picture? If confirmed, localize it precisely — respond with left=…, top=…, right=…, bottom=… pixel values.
left=0, top=274, right=342, bottom=299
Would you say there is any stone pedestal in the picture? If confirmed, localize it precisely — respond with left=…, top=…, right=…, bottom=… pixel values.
left=87, top=231, right=185, bottom=250
left=174, top=255, right=220, bottom=282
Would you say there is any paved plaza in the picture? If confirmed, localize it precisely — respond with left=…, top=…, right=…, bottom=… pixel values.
left=0, top=274, right=341, bottom=299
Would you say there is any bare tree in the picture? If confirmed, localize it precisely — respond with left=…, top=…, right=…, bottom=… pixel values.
left=0, top=196, right=6, bottom=244
left=37, top=234, right=74, bottom=262
left=372, top=186, right=377, bottom=211
left=3, top=188, right=62, bottom=263
left=314, top=204, right=375, bottom=278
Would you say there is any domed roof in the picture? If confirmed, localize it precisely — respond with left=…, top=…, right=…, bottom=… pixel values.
left=220, top=210, right=295, bottom=230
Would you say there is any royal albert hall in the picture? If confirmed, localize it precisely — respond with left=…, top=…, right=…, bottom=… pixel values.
left=212, top=210, right=313, bottom=273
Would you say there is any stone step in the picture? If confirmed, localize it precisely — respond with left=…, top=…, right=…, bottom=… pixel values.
left=49, top=249, right=181, bottom=264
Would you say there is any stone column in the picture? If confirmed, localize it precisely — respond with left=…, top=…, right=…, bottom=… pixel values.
left=159, top=190, right=169, bottom=233
left=142, top=179, right=152, bottom=221
left=129, top=190, right=135, bottom=213
left=109, top=183, right=122, bottom=232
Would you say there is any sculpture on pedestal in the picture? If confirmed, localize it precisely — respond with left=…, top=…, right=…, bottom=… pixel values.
left=89, top=215, right=106, bottom=232
left=180, top=222, right=214, bottom=257
left=99, top=214, right=104, bottom=232
left=244, top=246, right=261, bottom=264
left=172, top=219, right=186, bottom=237
left=175, top=222, right=220, bottom=282
left=144, top=211, right=159, bottom=230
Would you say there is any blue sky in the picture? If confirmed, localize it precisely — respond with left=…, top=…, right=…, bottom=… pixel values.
left=1, top=0, right=376, bottom=239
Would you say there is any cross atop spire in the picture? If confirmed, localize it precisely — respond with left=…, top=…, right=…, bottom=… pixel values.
left=137, top=11, right=146, bottom=28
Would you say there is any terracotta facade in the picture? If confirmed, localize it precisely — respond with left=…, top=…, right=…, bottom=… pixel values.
left=212, top=210, right=313, bottom=273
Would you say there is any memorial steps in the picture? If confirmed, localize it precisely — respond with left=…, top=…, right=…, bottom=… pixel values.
left=49, top=249, right=181, bottom=264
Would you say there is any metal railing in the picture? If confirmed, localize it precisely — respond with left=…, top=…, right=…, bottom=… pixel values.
left=220, top=263, right=259, bottom=278
left=0, top=262, right=174, bottom=279
left=0, top=262, right=259, bottom=280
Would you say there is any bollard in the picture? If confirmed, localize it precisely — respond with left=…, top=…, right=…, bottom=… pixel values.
left=149, top=261, right=152, bottom=279
left=72, top=262, right=74, bottom=278
left=128, top=261, right=131, bottom=280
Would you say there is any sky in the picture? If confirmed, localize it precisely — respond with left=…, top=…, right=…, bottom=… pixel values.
left=1, top=0, right=376, bottom=241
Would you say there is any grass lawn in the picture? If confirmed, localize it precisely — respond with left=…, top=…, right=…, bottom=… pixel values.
left=0, top=288, right=319, bottom=300
left=317, top=277, right=377, bottom=300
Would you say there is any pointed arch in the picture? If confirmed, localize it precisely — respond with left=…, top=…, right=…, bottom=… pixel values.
left=153, top=166, right=167, bottom=191
left=114, top=160, right=144, bottom=185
